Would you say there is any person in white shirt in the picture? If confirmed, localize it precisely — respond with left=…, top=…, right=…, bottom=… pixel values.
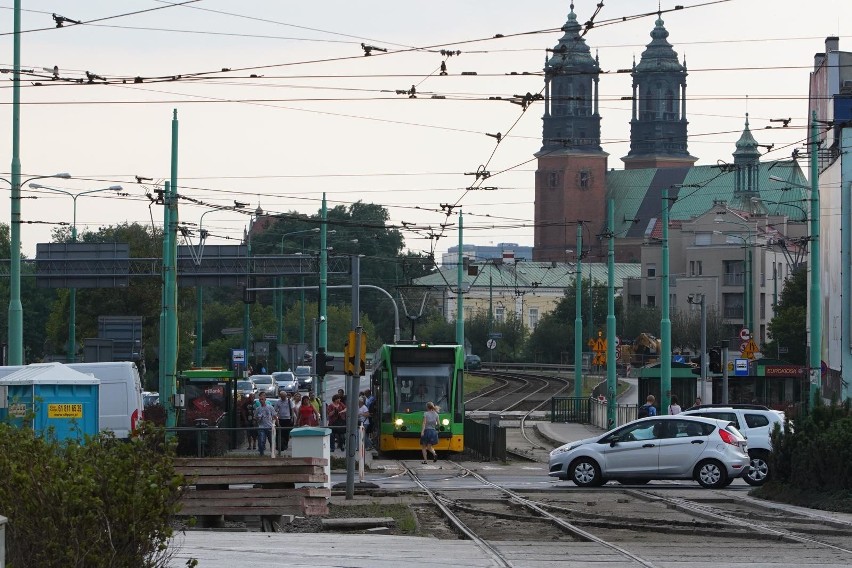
left=668, top=395, right=682, bottom=415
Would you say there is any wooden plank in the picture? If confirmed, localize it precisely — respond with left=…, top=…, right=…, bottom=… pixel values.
left=178, top=473, right=328, bottom=485
left=176, top=465, right=324, bottom=477
left=182, top=488, right=330, bottom=500
left=175, top=457, right=327, bottom=467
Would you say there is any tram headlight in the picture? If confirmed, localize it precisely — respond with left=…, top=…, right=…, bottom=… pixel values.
left=442, top=418, right=450, bottom=426
left=394, top=418, right=404, bottom=427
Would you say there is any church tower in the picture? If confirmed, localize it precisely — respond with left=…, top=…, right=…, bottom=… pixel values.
left=622, top=14, right=697, bottom=169
left=730, top=114, right=765, bottom=214
left=533, top=4, right=609, bottom=262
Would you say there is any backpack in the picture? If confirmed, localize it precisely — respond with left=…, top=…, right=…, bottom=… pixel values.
left=637, top=404, right=650, bottom=419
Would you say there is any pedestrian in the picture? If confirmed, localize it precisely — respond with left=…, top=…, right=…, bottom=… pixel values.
left=296, top=393, right=320, bottom=427
left=254, top=392, right=277, bottom=456
left=274, top=391, right=295, bottom=451
left=241, top=392, right=257, bottom=450
left=327, top=394, right=347, bottom=451
left=420, top=401, right=440, bottom=464
left=668, top=395, right=682, bottom=415
left=358, top=396, right=374, bottom=450
left=688, top=396, right=703, bottom=410
left=307, top=392, right=321, bottom=416
left=638, top=394, right=657, bottom=418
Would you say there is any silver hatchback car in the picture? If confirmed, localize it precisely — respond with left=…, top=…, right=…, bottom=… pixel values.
left=549, top=415, right=749, bottom=489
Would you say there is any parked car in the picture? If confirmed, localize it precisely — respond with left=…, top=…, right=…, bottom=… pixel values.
left=250, top=374, right=278, bottom=397
left=548, top=415, right=750, bottom=489
left=294, top=366, right=313, bottom=389
left=464, top=354, right=482, bottom=370
left=272, top=371, right=299, bottom=394
left=142, top=391, right=160, bottom=408
left=681, top=404, right=785, bottom=486
left=236, top=379, right=257, bottom=398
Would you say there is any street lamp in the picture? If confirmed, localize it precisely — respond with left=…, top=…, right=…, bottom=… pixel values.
left=28, top=182, right=122, bottom=362
left=687, top=293, right=707, bottom=403
left=2, top=172, right=71, bottom=364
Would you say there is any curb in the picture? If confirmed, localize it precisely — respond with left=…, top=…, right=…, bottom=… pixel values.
left=533, top=422, right=566, bottom=448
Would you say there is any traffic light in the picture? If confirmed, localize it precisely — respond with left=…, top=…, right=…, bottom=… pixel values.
left=708, top=348, right=722, bottom=374
left=690, top=354, right=702, bottom=376
left=316, top=347, right=334, bottom=377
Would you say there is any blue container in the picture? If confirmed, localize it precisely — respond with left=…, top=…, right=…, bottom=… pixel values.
left=0, top=363, right=100, bottom=442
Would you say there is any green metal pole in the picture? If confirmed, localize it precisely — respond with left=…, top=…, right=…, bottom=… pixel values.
left=68, top=201, right=78, bottom=362
left=320, top=195, right=328, bottom=350
left=574, top=223, right=583, bottom=398
left=195, top=286, right=203, bottom=365
left=8, top=0, right=23, bottom=365
left=489, top=268, right=493, bottom=364
left=661, top=187, right=672, bottom=415
left=299, top=277, right=306, bottom=344
left=165, top=109, right=179, bottom=427
left=606, top=200, right=617, bottom=428
left=159, top=182, right=171, bottom=406
left=746, top=246, right=752, bottom=333
left=456, top=212, right=464, bottom=345
left=276, top=278, right=283, bottom=370
left=809, top=110, right=822, bottom=408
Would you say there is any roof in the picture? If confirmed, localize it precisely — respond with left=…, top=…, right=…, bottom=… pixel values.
left=0, top=362, right=99, bottom=385
left=608, top=160, right=809, bottom=239
left=412, top=261, right=641, bottom=291
left=634, top=16, right=684, bottom=73
left=546, top=7, right=598, bottom=71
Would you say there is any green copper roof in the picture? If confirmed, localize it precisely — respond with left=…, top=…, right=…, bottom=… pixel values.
left=733, top=115, right=761, bottom=161
left=546, top=5, right=598, bottom=71
left=608, top=160, right=809, bottom=238
left=634, top=16, right=684, bottom=73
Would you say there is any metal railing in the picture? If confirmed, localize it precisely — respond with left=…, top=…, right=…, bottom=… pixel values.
left=723, top=273, right=744, bottom=286
left=463, top=416, right=506, bottom=462
left=552, top=397, right=637, bottom=430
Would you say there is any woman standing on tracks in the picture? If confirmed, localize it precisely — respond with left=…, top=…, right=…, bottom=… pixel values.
left=420, top=401, right=440, bottom=464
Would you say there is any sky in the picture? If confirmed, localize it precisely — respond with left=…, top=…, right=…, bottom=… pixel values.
left=0, top=0, right=850, bottom=260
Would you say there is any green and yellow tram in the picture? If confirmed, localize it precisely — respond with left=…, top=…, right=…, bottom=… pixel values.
left=370, top=343, right=465, bottom=452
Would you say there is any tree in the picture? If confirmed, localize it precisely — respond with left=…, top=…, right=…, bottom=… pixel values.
left=765, top=267, right=807, bottom=364
left=671, top=304, right=727, bottom=353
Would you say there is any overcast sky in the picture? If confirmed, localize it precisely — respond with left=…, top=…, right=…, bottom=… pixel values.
left=1, top=0, right=849, bottom=258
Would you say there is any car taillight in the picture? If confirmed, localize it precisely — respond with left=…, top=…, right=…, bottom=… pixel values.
left=131, top=408, right=139, bottom=431
left=718, top=428, right=739, bottom=446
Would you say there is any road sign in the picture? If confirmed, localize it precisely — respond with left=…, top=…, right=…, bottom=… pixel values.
left=231, top=348, right=246, bottom=364
left=741, top=338, right=759, bottom=360
left=673, top=355, right=685, bottom=364
left=488, top=332, right=503, bottom=339
left=739, top=328, right=751, bottom=340
left=778, top=346, right=788, bottom=354
left=222, top=327, right=243, bottom=336
left=486, top=338, right=497, bottom=350
left=734, top=358, right=748, bottom=376
left=263, top=334, right=277, bottom=340
left=593, top=353, right=606, bottom=365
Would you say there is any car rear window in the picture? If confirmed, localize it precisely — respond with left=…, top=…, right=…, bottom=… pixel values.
left=695, top=411, right=740, bottom=427
left=744, top=413, right=770, bottom=428
left=253, top=376, right=272, bottom=384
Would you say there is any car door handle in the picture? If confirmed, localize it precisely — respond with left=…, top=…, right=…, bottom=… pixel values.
left=643, top=443, right=656, bottom=448
left=691, top=440, right=704, bottom=444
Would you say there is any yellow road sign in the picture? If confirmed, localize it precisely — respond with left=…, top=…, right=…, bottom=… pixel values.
left=741, top=338, right=759, bottom=360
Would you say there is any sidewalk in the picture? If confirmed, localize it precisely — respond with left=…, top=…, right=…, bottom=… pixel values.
left=534, top=421, right=605, bottom=447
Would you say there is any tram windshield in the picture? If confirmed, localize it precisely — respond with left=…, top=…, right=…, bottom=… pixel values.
left=394, top=364, right=453, bottom=413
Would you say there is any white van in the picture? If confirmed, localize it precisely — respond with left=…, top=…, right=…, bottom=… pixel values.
left=0, top=361, right=144, bottom=439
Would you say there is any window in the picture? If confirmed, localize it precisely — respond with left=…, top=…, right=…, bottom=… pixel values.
left=495, top=307, right=505, bottom=324
left=647, top=263, right=657, bottom=278
left=695, top=261, right=703, bottom=276
left=723, top=293, right=744, bottom=319
left=760, top=293, right=766, bottom=319
left=547, top=170, right=561, bottom=189
left=694, top=233, right=712, bottom=246
left=744, top=414, right=770, bottom=428
left=578, top=170, right=590, bottom=189
left=528, top=308, right=539, bottom=330
left=689, top=261, right=694, bottom=276
left=647, top=295, right=656, bottom=307
left=629, top=294, right=642, bottom=306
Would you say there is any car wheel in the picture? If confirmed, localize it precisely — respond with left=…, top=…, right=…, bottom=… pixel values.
left=615, top=478, right=650, bottom=485
left=570, top=457, right=603, bottom=487
left=744, top=451, right=770, bottom=486
left=695, top=459, right=729, bottom=489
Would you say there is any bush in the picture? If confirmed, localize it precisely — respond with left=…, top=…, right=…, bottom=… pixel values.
left=766, top=397, right=852, bottom=492
left=0, top=421, right=188, bottom=568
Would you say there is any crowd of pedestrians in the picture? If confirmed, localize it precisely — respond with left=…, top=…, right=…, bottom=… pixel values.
left=235, top=385, right=377, bottom=457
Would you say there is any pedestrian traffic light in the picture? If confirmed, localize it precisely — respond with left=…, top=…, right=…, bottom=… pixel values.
left=690, top=354, right=702, bottom=376
left=316, top=347, right=335, bottom=377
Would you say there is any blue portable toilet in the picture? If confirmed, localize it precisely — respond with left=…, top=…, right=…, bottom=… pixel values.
left=0, top=362, right=100, bottom=442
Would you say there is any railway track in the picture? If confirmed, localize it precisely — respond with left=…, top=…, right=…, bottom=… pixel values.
left=399, top=459, right=852, bottom=567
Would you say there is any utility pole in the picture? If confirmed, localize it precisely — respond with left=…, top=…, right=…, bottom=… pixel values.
left=808, top=110, right=822, bottom=409
left=319, top=194, right=329, bottom=411
left=346, top=255, right=361, bottom=500
left=606, top=201, right=617, bottom=428
left=661, top=187, right=672, bottom=415
left=574, top=223, right=583, bottom=398
left=8, top=0, right=23, bottom=364
left=456, top=211, right=464, bottom=346
left=721, top=340, right=730, bottom=404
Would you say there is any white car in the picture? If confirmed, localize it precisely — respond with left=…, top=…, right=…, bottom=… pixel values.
left=681, top=404, right=786, bottom=486
left=250, top=374, right=278, bottom=397
left=549, top=415, right=750, bottom=489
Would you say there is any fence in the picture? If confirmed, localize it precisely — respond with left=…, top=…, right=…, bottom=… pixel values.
left=552, top=396, right=637, bottom=430
left=463, top=416, right=506, bottom=462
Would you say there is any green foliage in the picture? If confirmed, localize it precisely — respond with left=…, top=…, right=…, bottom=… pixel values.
left=765, top=267, right=807, bottom=364
left=763, top=397, right=852, bottom=499
left=670, top=304, right=727, bottom=352
left=0, top=422, right=187, bottom=567
left=465, top=310, right=527, bottom=362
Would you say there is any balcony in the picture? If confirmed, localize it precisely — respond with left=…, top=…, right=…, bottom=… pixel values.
left=724, top=306, right=744, bottom=319
left=723, top=273, right=744, bottom=287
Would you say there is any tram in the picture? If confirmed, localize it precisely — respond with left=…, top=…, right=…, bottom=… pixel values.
left=370, top=343, right=465, bottom=452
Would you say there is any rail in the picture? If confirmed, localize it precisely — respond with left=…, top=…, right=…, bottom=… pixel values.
left=481, top=362, right=575, bottom=373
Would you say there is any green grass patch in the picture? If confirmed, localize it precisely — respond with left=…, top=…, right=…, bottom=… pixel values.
left=464, top=374, right=495, bottom=396
left=329, top=503, right=418, bottom=534
left=752, top=482, right=852, bottom=513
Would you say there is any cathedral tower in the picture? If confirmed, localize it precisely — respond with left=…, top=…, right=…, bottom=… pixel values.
left=622, top=15, right=697, bottom=169
left=533, top=4, right=608, bottom=262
